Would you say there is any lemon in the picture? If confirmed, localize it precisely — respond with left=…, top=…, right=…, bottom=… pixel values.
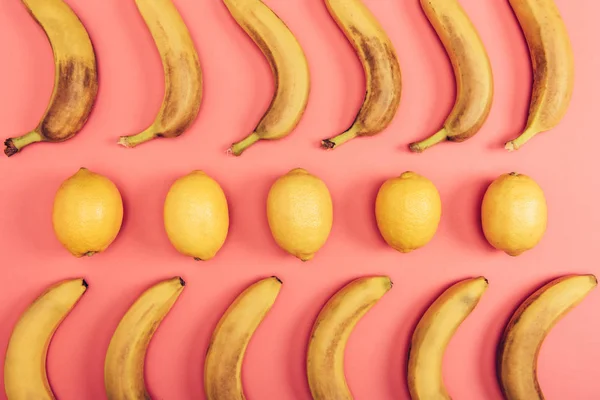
left=375, top=171, right=441, bottom=253
left=164, top=171, right=229, bottom=261
left=52, top=168, right=123, bottom=257
left=267, top=168, right=333, bottom=261
left=481, top=172, right=547, bottom=256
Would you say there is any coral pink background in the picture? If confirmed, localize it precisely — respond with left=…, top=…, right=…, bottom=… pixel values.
left=0, top=0, right=598, bottom=398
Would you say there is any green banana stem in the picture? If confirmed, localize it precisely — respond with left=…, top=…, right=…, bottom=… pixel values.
left=4, top=131, right=43, bottom=157
left=118, top=126, right=158, bottom=148
left=230, top=132, right=260, bottom=156
left=409, top=128, right=448, bottom=153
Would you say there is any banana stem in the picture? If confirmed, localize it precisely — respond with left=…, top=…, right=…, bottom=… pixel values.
left=230, top=132, right=260, bottom=156
left=118, top=126, right=157, bottom=148
left=409, top=128, right=448, bottom=153
left=505, top=128, right=538, bottom=152
left=321, top=124, right=360, bottom=150
left=4, top=131, right=43, bottom=157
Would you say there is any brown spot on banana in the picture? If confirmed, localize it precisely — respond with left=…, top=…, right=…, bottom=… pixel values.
left=321, top=0, right=402, bottom=150
left=409, top=0, right=493, bottom=153
left=4, top=0, right=98, bottom=157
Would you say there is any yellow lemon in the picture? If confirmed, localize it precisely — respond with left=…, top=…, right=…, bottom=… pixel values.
left=52, top=168, right=123, bottom=257
left=481, top=172, right=547, bottom=256
left=164, top=171, right=229, bottom=261
left=267, top=168, right=333, bottom=261
left=375, top=171, right=441, bottom=253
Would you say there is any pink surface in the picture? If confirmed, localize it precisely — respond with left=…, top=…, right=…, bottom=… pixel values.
left=0, top=0, right=598, bottom=398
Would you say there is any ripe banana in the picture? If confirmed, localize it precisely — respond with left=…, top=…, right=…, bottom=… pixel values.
left=4, top=278, right=88, bottom=399
left=204, top=276, right=282, bottom=399
left=118, top=0, right=202, bottom=148
left=307, top=276, right=392, bottom=399
left=505, top=0, right=574, bottom=151
left=4, top=0, right=98, bottom=157
left=498, top=274, right=597, bottom=400
left=105, top=277, right=185, bottom=399
left=321, top=0, right=401, bottom=150
left=407, top=277, right=488, bottom=399
left=226, top=0, right=310, bottom=156
left=409, top=0, right=493, bottom=153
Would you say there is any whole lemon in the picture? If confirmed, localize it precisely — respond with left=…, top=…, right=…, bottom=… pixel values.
left=52, top=168, right=123, bottom=257
left=164, top=171, right=229, bottom=261
left=481, top=172, right=547, bottom=256
left=267, top=168, right=333, bottom=261
left=375, top=171, right=441, bottom=253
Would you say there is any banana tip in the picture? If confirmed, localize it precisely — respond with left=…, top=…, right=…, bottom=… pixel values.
left=4, top=139, right=18, bottom=157
left=408, top=143, right=423, bottom=153
left=82, top=279, right=89, bottom=288
left=321, top=139, right=335, bottom=150
left=504, top=141, right=517, bottom=152
left=178, top=277, right=186, bottom=287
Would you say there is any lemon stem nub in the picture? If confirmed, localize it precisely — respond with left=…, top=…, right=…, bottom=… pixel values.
left=230, top=132, right=260, bottom=156
left=4, top=131, right=43, bottom=157
left=505, top=128, right=538, bottom=152
left=118, top=126, right=157, bottom=148
left=321, top=125, right=360, bottom=150
left=409, top=128, right=448, bottom=153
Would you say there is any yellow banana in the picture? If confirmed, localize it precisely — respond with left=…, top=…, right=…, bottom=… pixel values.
left=4, top=0, right=98, bottom=157
left=307, top=276, right=392, bottom=399
left=505, top=0, right=574, bottom=151
left=321, top=0, right=401, bottom=150
left=498, top=274, right=596, bottom=400
left=226, top=0, right=310, bottom=156
left=204, top=276, right=282, bottom=399
left=104, top=277, right=185, bottom=399
left=118, top=0, right=202, bottom=148
left=407, top=277, right=488, bottom=399
left=409, top=0, right=493, bottom=153
left=4, top=278, right=88, bottom=399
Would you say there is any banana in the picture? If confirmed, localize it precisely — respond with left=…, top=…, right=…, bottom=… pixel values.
left=505, top=0, right=574, bottom=151
left=3, top=0, right=98, bottom=157
left=307, top=276, right=392, bottom=399
left=409, top=0, right=493, bottom=153
left=4, top=278, right=88, bottom=399
left=321, top=0, right=401, bottom=150
left=226, top=0, right=310, bottom=156
left=104, top=277, right=185, bottom=399
left=407, top=277, right=488, bottom=399
left=204, top=276, right=282, bottom=399
left=498, top=274, right=597, bottom=400
left=118, top=0, right=202, bottom=148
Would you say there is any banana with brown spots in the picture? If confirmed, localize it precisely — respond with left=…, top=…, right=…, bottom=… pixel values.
left=4, top=0, right=98, bottom=157
left=321, top=0, right=402, bottom=150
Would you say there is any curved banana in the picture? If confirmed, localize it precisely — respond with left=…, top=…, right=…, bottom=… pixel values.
left=226, top=0, right=310, bottom=156
left=498, top=274, right=596, bottom=400
left=505, top=0, right=574, bottom=151
left=4, top=278, right=88, bottom=399
left=105, top=277, right=185, bottom=399
left=118, top=0, right=202, bottom=148
left=307, top=276, right=392, bottom=399
left=409, top=0, right=493, bottom=153
left=4, top=0, right=98, bottom=157
left=204, top=276, right=282, bottom=399
left=321, top=0, right=402, bottom=150
left=407, top=277, right=488, bottom=399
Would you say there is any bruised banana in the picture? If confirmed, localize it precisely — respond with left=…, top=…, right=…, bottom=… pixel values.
left=505, top=0, right=574, bottom=151
left=4, top=0, right=98, bottom=157
left=498, top=274, right=597, bottom=400
left=409, top=0, right=493, bottom=153
left=307, top=276, right=392, bottom=399
left=4, top=279, right=88, bottom=399
left=226, top=0, right=310, bottom=156
left=118, top=0, right=202, bottom=148
left=407, top=277, right=488, bottom=399
left=321, top=0, right=401, bottom=150
left=105, top=277, right=185, bottom=399
left=205, top=277, right=282, bottom=399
